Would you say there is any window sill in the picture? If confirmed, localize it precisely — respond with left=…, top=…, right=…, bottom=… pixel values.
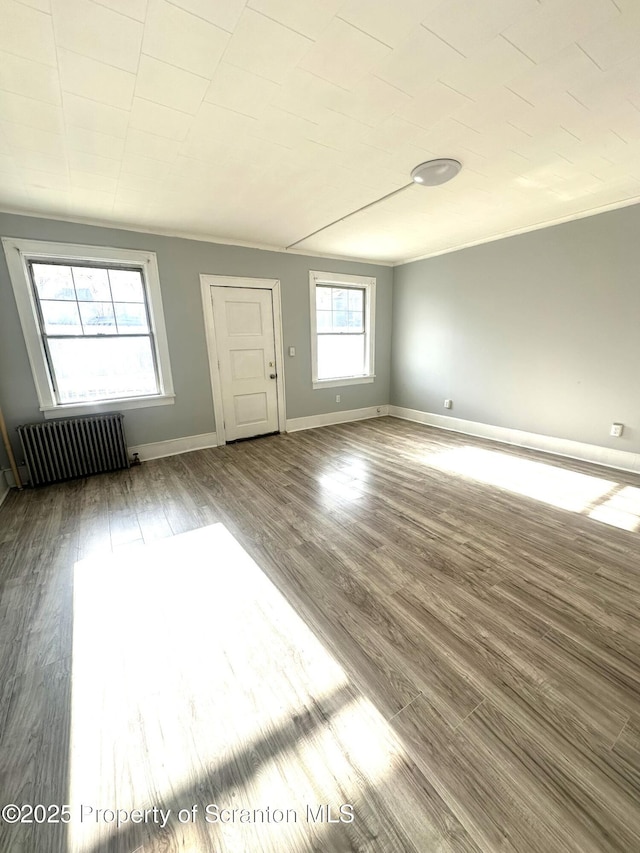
left=41, top=394, right=175, bottom=419
left=313, top=375, right=375, bottom=390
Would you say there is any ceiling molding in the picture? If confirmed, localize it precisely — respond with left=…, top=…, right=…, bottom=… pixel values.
left=392, top=193, right=640, bottom=266
left=0, top=206, right=394, bottom=267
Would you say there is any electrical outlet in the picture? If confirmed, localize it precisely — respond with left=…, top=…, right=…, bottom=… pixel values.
left=444, top=399, right=452, bottom=409
left=610, top=423, right=623, bottom=437
left=335, top=395, right=341, bottom=403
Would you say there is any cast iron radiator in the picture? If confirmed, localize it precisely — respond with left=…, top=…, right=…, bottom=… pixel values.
left=17, top=412, right=130, bottom=486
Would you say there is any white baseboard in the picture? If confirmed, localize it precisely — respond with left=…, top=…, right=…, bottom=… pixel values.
left=389, top=406, right=640, bottom=475
left=1, top=464, right=28, bottom=491
left=286, top=405, right=389, bottom=433
left=131, top=408, right=390, bottom=456
left=129, top=432, right=218, bottom=461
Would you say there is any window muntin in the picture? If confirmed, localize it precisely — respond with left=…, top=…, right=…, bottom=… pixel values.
left=309, top=271, right=375, bottom=388
left=29, top=261, right=160, bottom=404
left=316, top=285, right=364, bottom=333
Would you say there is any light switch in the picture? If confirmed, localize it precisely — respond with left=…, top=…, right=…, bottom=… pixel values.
left=288, top=346, right=296, bottom=356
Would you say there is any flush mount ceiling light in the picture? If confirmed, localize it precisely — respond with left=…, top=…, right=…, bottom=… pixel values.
left=411, top=158, right=462, bottom=186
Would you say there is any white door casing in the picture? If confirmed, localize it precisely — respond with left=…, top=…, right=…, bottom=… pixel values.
left=200, top=276, right=286, bottom=444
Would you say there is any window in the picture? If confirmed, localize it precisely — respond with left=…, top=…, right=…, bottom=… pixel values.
left=3, top=239, right=174, bottom=418
left=309, top=270, right=375, bottom=389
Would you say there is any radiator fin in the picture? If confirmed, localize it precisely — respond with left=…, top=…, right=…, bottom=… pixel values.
left=17, top=413, right=130, bottom=486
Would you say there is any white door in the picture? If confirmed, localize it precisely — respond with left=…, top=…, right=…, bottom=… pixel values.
left=210, top=287, right=279, bottom=441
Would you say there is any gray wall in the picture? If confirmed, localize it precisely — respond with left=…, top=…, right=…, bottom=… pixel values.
left=0, top=212, right=392, bottom=468
left=391, top=203, right=640, bottom=454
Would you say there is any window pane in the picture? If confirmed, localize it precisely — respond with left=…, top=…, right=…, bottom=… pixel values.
left=49, top=337, right=158, bottom=403
left=348, top=289, right=364, bottom=310
left=109, top=269, right=144, bottom=302
left=114, top=302, right=149, bottom=333
left=348, top=311, right=363, bottom=331
left=316, top=310, right=333, bottom=332
left=40, top=300, right=83, bottom=335
left=32, top=264, right=76, bottom=300
left=316, top=287, right=332, bottom=310
left=79, top=301, right=117, bottom=333
left=317, top=334, right=365, bottom=379
left=334, top=310, right=350, bottom=329
left=332, top=289, right=348, bottom=311
left=73, top=266, right=111, bottom=301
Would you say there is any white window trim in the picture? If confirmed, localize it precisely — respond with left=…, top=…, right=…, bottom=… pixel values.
left=309, top=270, right=376, bottom=390
left=2, top=237, right=175, bottom=419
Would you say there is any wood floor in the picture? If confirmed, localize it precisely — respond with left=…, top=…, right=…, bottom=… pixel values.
left=1, top=416, right=639, bottom=852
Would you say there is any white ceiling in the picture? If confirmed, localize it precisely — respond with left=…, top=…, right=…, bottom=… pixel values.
left=1, top=0, right=640, bottom=263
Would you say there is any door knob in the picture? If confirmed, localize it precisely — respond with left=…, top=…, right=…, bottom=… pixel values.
left=270, top=373, right=277, bottom=379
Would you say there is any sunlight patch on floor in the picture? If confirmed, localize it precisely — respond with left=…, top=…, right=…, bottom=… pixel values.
left=319, top=473, right=365, bottom=502
left=338, top=456, right=370, bottom=478
left=427, top=446, right=620, bottom=511
left=589, top=485, right=640, bottom=531
left=68, top=524, right=402, bottom=853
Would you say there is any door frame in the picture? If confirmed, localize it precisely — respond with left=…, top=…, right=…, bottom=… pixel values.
left=200, top=274, right=287, bottom=445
